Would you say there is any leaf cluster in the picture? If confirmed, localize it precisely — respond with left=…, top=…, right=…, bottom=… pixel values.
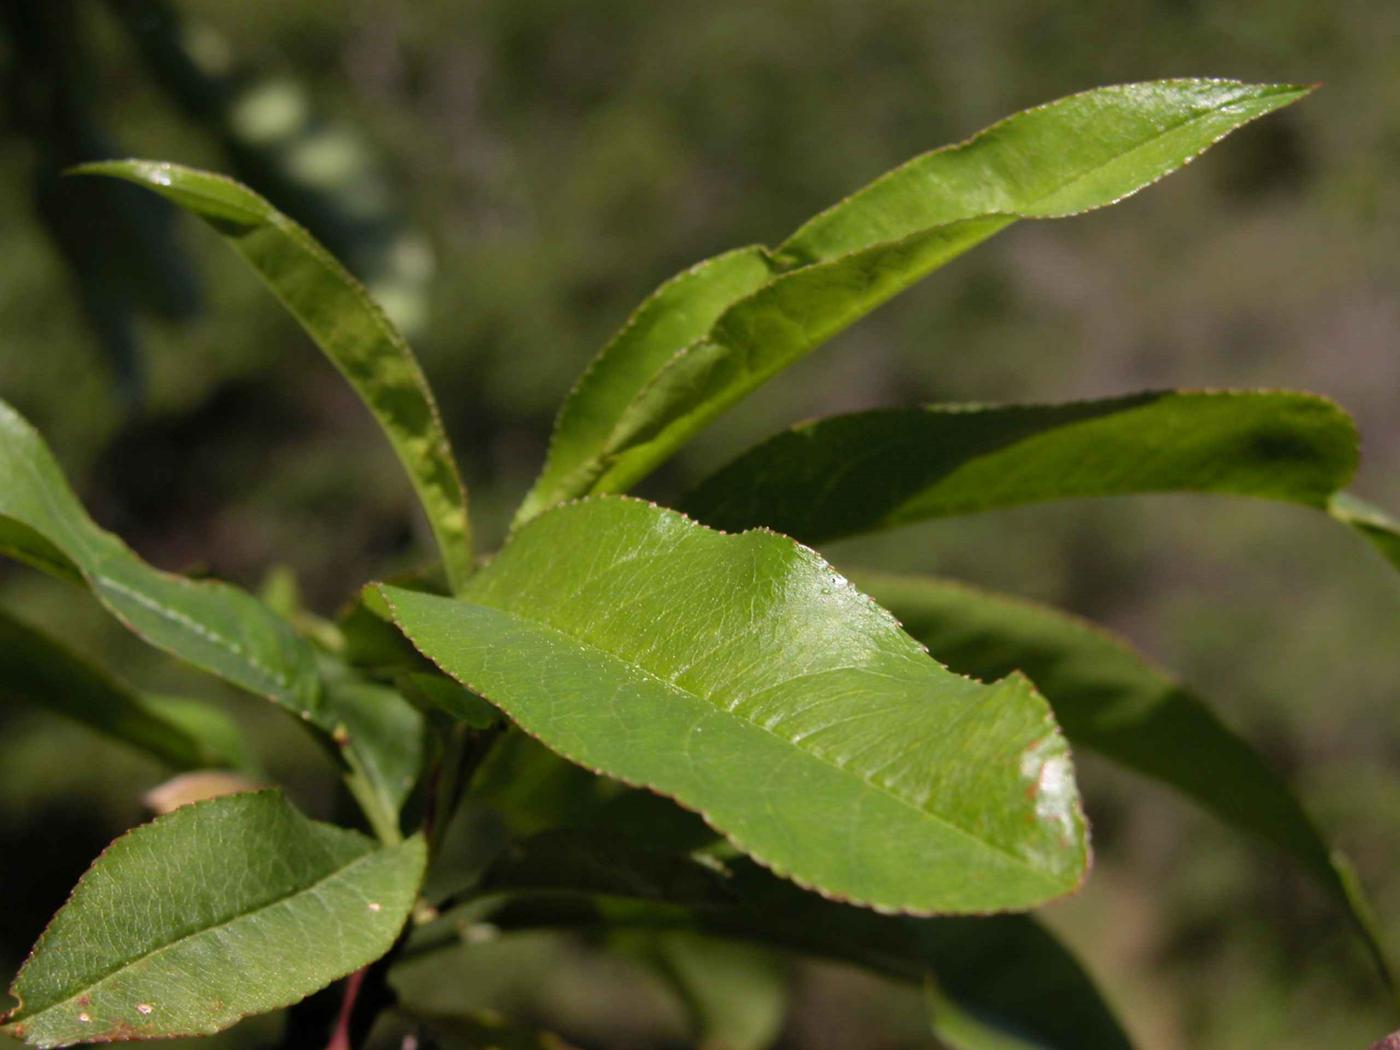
left=1, top=78, right=1396, bottom=1049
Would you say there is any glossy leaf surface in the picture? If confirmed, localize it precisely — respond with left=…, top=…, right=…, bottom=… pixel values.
left=77, top=160, right=473, bottom=591
left=855, top=570, right=1396, bottom=992
left=683, top=391, right=1394, bottom=553
left=775, top=79, right=1310, bottom=263
left=383, top=497, right=1087, bottom=914
left=0, top=607, right=241, bottom=770
left=2, top=792, right=426, bottom=1047
left=523, top=80, right=1308, bottom=512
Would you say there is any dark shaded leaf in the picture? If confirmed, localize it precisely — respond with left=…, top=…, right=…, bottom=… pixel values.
left=456, top=838, right=1129, bottom=1050
left=683, top=391, right=1360, bottom=539
left=0, top=606, right=244, bottom=770
left=855, top=570, right=1396, bottom=994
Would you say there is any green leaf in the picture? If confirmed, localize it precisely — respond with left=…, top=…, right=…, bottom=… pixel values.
left=622, top=931, right=787, bottom=1050
left=405, top=1010, right=579, bottom=1049
left=0, top=397, right=418, bottom=834
left=464, top=843, right=1129, bottom=1050
left=775, top=79, right=1311, bottom=264
left=381, top=496, right=1088, bottom=914
left=682, top=391, right=1398, bottom=565
left=590, top=217, right=1010, bottom=496
left=74, top=160, right=474, bottom=592
left=704, top=860, right=1131, bottom=1050
left=319, top=659, right=428, bottom=845
left=1329, top=492, right=1400, bottom=571
left=518, top=246, right=779, bottom=523
left=520, top=80, right=1309, bottom=512
left=0, top=397, right=320, bottom=713
left=923, top=983, right=1048, bottom=1050
left=397, top=670, right=502, bottom=731
left=483, top=830, right=737, bottom=910
left=853, top=570, right=1397, bottom=995
left=143, top=695, right=258, bottom=773
left=1, top=791, right=426, bottom=1047
left=0, top=606, right=244, bottom=770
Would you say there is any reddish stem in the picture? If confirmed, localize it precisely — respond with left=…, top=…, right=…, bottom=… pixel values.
left=324, top=968, right=367, bottom=1050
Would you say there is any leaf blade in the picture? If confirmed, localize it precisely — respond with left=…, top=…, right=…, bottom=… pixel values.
left=0, top=397, right=321, bottom=714
left=73, top=160, right=473, bottom=591
left=518, top=245, right=778, bottom=523
left=778, top=79, right=1311, bottom=264
left=1329, top=492, right=1400, bottom=571
left=591, top=217, right=1012, bottom=496
left=535, top=80, right=1309, bottom=502
left=854, top=570, right=1397, bottom=994
left=466, top=841, right=1130, bottom=1050
left=0, top=397, right=421, bottom=831
left=383, top=496, right=1088, bottom=915
left=1, top=792, right=426, bottom=1047
left=0, top=606, right=241, bottom=770
left=682, top=391, right=1396, bottom=566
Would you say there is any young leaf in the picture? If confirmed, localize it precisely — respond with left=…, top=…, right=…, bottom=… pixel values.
left=853, top=570, right=1396, bottom=993
left=682, top=390, right=1398, bottom=566
left=518, top=246, right=779, bottom=523
left=74, top=160, right=474, bottom=592
left=381, top=496, right=1088, bottom=915
left=775, top=79, right=1311, bottom=264
left=521, top=80, right=1310, bottom=511
left=1, top=791, right=426, bottom=1047
left=0, top=606, right=243, bottom=770
left=464, top=844, right=1130, bottom=1050
left=591, top=217, right=1010, bottom=496
left=0, top=397, right=419, bottom=832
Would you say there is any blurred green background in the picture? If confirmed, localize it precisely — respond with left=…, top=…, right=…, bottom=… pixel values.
left=1, top=2, right=1398, bottom=1047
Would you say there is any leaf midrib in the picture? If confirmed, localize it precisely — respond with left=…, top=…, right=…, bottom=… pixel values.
left=14, top=843, right=383, bottom=1023
left=783, top=82, right=1298, bottom=255
left=397, top=591, right=1063, bottom=885
left=595, top=217, right=1010, bottom=472
left=3, top=406, right=307, bottom=705
left=583, top=94, right=1275, bottom=489
left=1013, top=86, right=1302, bottom=216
